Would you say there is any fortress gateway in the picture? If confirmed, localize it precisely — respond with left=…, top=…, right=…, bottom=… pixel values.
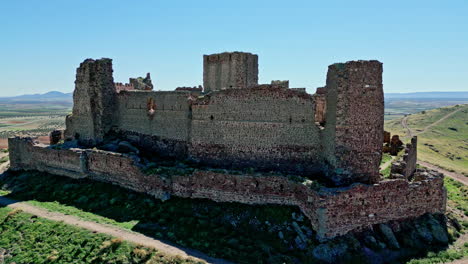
left=8, top=52, right=446, bottom=239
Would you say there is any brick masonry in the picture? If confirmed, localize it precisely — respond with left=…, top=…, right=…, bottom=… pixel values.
left=8, top=137, right=446, bottom=240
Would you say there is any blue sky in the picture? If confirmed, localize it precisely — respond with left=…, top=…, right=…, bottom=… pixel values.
left=0, top=0, right=467, bottom=96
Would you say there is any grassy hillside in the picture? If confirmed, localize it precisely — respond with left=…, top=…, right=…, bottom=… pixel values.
left=0, top=207, right=199, bottom=264
left=1, top=171, right=466, bottom=264
left=385, top=104, right=468, bottom=175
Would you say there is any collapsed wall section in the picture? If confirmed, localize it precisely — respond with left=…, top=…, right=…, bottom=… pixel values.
left=321, top=61, right=384, bottom=186
left=203, top=52, right=258, bottom=92
left=7, top=137, right=446, bottom=240
left=65, top=58, right=117, bottom=146
left=190, top=85, right=322, bottom=173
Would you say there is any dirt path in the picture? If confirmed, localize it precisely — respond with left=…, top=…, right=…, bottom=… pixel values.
left=401, top=115, right=413, bottom=138
left=0, top=182, right=231, bottom=264
left=418, top=161, right=467, bottom=186
left=401, top=107, right=464, bottom=138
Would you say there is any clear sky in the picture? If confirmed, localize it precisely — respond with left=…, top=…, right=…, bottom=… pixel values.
left=0, top=0, right=467, bottom=96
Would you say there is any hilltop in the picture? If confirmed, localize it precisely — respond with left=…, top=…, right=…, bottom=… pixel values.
left=385, top=104, right=468, bottom=175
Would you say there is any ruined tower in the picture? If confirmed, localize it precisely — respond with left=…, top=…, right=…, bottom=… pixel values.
left=65, top=58, right=117, bottom=146
left=203, top=52, right=258, bottom=92
left=321, top=61, right=384, bottom=185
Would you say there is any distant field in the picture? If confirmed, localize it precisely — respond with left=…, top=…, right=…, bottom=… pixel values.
left=384, top=98, right=468, bottom=120
left=0, top=102, right=71, bottom=148
left=385, top=104, right=468, bottom=175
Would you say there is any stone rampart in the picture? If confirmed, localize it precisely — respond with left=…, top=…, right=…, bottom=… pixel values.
left=8, top=137, right=446, bottom=240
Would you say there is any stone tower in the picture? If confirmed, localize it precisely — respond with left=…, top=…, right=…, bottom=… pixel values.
left=203, top=52, right=258, bottom=92
left=65, top=58, right=117, bottom=146
left=321, top=60, right=384, bottom=186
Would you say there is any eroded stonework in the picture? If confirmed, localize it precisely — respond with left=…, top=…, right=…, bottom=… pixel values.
left=8, top=51, right=446, bottom=240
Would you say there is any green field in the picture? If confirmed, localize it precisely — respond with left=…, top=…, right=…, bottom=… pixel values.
left=384, top=98, right=468, bottom=120
left=0, top=207, right=200, bottom=264
left=385, top=104, right=468, bottom=175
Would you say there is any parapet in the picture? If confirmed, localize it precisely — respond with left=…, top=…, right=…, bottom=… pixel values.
left=203, top=52, right=258, bottom=92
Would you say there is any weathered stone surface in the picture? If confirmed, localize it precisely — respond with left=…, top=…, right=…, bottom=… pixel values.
left=378, top=224, right=400, bottom=249
left=321, top=61, right=384, bottom=185
left=390, top=136, right=417, bottom=179
left=203, top=52, right=258, bottom=92
left=312, top=243, right=348, bottom=263
left=130, top=73, right=153, bottom=90
left=65, top=58, right=117, bottom=146
left=383, top=131, right=391, bottom=144
left=8, top=137, right=447, bottom=240
left=49, top=130, right=62, bottom=145
left=390, top=135, right=403, bottom=155
left=117, top=141, right=139, bottom=154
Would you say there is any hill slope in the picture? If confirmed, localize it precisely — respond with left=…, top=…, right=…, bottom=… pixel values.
left=385, top=104, right=468, bottom=175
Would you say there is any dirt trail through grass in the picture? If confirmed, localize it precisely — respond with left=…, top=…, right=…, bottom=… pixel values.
left=401, top=107, right=464, bottom=138
left=0, top=167, right=230, bottom=264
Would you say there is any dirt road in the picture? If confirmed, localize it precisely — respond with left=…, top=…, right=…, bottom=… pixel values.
left=401, top=107, right=464, bottom=138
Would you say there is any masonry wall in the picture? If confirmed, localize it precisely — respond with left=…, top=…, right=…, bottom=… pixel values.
left=190, top=85, right=323, bottom=173
left=8, top=137, right=446, bottom=240
left=63, top=56, right=386, bottom=186
left=322, top=61, right=384, bottom=186
left=114, top=90, right=193, bottom=157
left=65, top=59, right=117, bottom=146
left=203, top=52, right=258, bottom=92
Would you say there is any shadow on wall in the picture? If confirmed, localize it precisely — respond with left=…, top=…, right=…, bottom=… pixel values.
left=0, top=170, right=452, bottom=264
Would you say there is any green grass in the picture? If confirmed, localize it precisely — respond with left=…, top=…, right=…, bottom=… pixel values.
left=380, top=153, right=392, bottom=166
left=0, top=155, right=9, bottom=163
left=0, top=171, right=319, bottom=264
left=406, top=246, right=468, bottom=264
left=0, top=170, right=460, bottom=264
left=444, top=177, right=468, bottom=217
left=27, top=200, right=139, bottom=230
left=0, top=207, right=200, bottom=264
left=385, top=104, right=468, bottom=175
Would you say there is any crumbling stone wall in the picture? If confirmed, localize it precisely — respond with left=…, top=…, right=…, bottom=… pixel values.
left=65, top=59, right=117, bottom=146
left=321, top=61, right=384, bottom=186
left=313, top=87, right=326, bottom=126
left=62, top=54, right=386, bottom=186
left=391, top=136, right=418, bottom=179
left=8, top=137, right=446, bottom=240
left=203, top=52, right=258, bottom=92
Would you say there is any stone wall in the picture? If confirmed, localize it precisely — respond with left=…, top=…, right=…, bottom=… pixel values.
left=321, top=61, right=384, bottom=186
left=62, top=55, right=387, bottom=186
left=8, top=137, right=446, bottom=240
left=391, top=136, right=418, bottom=179
left=115, top=90, right=192, bottom=157
left=65, top=59, right=117, bottom=146
left=190, top=84, right=322, bottom=174
left=203, top=52, right=258, bottom=92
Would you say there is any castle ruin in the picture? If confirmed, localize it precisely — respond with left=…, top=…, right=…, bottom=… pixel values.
left=8, top=52, right=446, bottom=240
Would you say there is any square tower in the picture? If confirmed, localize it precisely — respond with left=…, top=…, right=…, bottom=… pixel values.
left=203, top=52, right=258, bottom=92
